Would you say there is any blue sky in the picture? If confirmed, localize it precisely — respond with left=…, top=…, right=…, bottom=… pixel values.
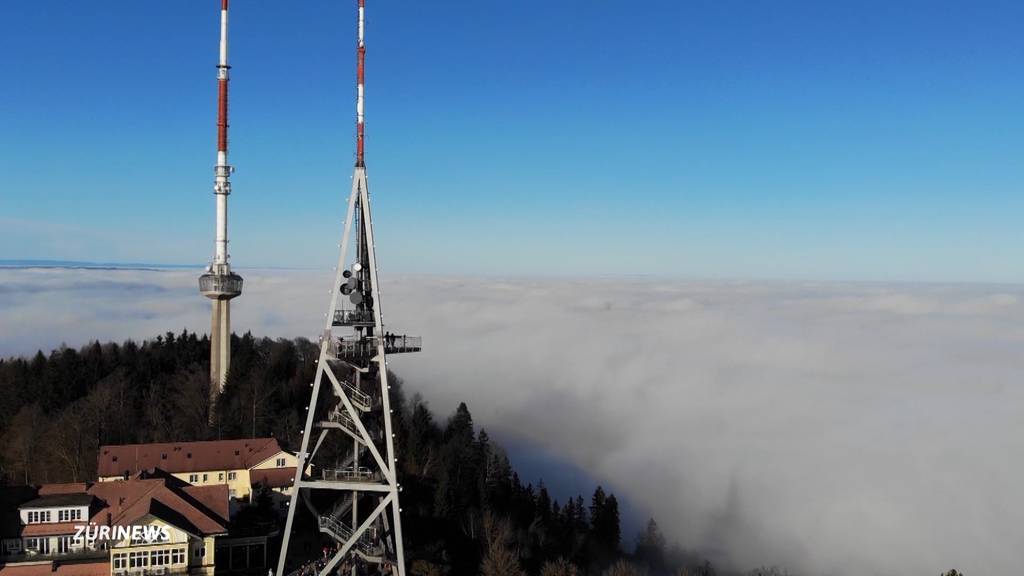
left=1, top=0, right=1021, bottom=281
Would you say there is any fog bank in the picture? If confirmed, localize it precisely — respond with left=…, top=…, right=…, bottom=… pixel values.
left=2, top=267, right=1022, bottom=575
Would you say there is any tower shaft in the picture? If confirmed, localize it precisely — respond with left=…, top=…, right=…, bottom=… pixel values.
left=209, top=299, right=230, bottom=396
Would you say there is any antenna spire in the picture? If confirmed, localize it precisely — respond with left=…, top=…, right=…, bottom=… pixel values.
left=214, top=0, right=231, bottom=263
left=356, top=0, right=366, bottom=166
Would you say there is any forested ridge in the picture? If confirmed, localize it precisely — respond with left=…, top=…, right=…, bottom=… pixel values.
left=0, top=333, right=964, bottom=576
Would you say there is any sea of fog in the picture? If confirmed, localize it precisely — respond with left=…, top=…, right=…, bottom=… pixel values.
left=1, top=266, right=1022, bottom=575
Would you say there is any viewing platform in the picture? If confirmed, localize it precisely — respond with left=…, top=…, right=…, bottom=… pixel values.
left=329, top=335, right=422, bottom=361
left=199, top=271, right=243, bottom=299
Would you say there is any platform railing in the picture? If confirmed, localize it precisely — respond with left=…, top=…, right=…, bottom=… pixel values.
left=339, top=379, right=372, bottom=411
left=317, top=516, right=380, bottom=557
left=321, top=466, right=375, bottom=482
left=198, top=273, right=243, bottom=296
left=332, top=336, right=422, bottom=359
left=328, top=407, right=359, bottom=435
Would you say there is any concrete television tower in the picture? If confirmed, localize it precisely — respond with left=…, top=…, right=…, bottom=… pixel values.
left=199, top=0, right=242, bottom=409
left=277, top=1, right=419, bottom=574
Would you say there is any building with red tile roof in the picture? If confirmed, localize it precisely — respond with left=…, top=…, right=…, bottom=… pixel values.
left=96, top=439, right=298, bottom=503
left=1, top=474, right=230, bottom=576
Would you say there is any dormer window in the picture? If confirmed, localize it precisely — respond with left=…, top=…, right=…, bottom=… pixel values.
left=58, top=509, right=82, bottom=522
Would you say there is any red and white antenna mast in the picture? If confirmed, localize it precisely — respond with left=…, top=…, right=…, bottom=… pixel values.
left=355, top=0, right=366, bottom=167
left=215, top=0, right=232, bottom=252
left=199, top=0, right=242, bottom=417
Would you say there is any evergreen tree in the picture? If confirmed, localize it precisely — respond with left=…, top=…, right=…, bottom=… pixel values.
left=635, top=518, right=666, bottom=574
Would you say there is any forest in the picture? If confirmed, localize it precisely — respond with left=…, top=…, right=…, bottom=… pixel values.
left=0, top=333, right=962, bottom=576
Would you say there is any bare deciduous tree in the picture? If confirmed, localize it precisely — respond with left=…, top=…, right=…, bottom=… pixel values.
left=481, top=514, right=525, bottom=576
left=603, top=560, right=646, bottom=576
left=540, top=558, right=579, bottom=576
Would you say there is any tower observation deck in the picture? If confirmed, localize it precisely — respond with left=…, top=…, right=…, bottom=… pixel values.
left=199, top=0, right=242, bottom=414
left=276, top=2, right=417, bottom=575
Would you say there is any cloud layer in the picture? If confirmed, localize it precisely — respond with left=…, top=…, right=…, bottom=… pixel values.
left=2, top=268, right=1023, bottom=575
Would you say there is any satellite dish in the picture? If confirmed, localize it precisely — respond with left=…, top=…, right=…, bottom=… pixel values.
left=349, top=292, right=363, bottom=304
left=342, top=270, right=352, bottom=279
left=340, top=284, right=352, bottom=295
left=352, top=262, right=363, bottom=272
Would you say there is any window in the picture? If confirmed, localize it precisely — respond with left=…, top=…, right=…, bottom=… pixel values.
left=129, top=551, right=148, bottom=568
left=58, top=536, right=72, bottom=554
left=195, top=545, right=206, bottom=558
left=276, top=458, right=286, bottom=467
left=171, top=548, right=185, bottom=565
left=227, top=472, right=236, bottom=481
left=5, top=540, right=21, bottom=553
left=202, top=473, right=208, bottom=482
left=218, top=472, right=224, bottom=481
left=26, top=510, right=51, bottom=524
left=151, top=549, right=170, bottom=566
left=25, top=537, right=50, bottom=554
left=113, top=552, right=128, bottom=570
left=188, top=474, right=198, bottom=483
left=57, top=509, right=81, bottom=522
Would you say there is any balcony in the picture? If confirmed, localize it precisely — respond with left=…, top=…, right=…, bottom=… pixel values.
left=333, top=308, right=375, bottom=327
left=4, top=548, right=108, bottom=562
left=198, top=272, right=243, bottom=299
left=329, top=336, right=421, bottom=361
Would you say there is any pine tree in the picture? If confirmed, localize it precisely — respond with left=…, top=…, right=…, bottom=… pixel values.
left=635, top=518, right=666, bottom=573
